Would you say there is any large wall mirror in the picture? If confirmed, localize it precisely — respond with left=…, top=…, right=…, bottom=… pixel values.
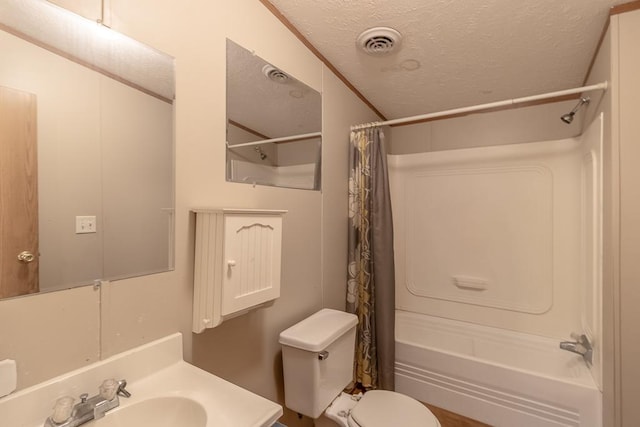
left=226, top=39, right=322, bottom=191
left=0, top=0, right=175, bottom=300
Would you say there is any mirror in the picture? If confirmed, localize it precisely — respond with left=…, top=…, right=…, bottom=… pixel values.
left=225, top=39, right=322, bottom=190
left=0, top=0, right=175, bottom=299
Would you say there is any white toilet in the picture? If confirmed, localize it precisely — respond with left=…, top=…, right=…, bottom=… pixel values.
left=279, top=309, right=441, bottom=427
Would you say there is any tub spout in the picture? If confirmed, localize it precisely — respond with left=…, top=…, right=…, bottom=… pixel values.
left=560, top=333, right=592, bottom=367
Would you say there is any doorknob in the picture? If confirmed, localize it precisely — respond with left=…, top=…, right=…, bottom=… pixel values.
left=17, top=251, right=35, bottom=263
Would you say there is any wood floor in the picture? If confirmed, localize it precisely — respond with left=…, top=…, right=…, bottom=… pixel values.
left=423, top=403, right=493, bottom=427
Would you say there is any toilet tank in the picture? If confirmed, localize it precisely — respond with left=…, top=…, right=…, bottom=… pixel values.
left=279, top=309, right=358, bottom=419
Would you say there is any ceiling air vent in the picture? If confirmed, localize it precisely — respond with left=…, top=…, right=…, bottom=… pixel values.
left=262, top=65, right=289, bottom=83
left=357, top=27, right=402, bottom=56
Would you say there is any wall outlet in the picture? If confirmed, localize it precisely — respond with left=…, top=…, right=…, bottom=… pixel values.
left=76, top=216, right=97, bottom=234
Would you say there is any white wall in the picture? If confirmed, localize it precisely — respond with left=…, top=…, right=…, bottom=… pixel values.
left=0, top=2, right=377, bottom=427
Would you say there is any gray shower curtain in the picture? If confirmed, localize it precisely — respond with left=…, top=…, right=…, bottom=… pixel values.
left=346, top=126, right=395, bottom=391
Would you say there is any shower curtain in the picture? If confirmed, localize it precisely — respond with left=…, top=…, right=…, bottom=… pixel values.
left=347, top=126, right=395, bottom=391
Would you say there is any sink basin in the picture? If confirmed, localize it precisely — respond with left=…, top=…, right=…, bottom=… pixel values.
left=0, top=333, right=282, bottom=427
left=90, top=397, right=207, bottom=427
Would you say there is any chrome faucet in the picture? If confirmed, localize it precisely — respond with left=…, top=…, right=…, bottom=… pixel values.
left=44, top=379, right=130, bottom=427
left=560, top=333, right=593, bottom=367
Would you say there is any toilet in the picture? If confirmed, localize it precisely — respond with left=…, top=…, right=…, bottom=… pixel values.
left=279, top=309, right=440, bottom=427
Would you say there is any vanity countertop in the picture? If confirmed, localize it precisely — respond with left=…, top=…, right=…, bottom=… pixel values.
left=0, top=333, right=282, bottom=427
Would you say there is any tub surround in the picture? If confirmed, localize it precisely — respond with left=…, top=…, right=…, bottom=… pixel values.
left=389, top=126, right=603, bottom=340
left=396, top=311, right=601, bottom=427
left=389, top=113, right=605, bottom=425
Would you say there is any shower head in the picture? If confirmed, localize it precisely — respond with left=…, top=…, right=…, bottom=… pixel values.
left=560, top=112, right=575, bottom=124
left=255, top=146, right=267, bottom=160
left=560, top=97, right=590, bottom=124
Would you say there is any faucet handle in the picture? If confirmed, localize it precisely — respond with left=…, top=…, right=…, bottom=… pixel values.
left=117, top=379, right=131, bottom=398
left=99, top=379, right=119, bottom=401
left=51, top=396, right=75, bottom=424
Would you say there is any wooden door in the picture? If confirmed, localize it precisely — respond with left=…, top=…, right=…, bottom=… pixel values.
left=0, top=85, right=38, bottom=298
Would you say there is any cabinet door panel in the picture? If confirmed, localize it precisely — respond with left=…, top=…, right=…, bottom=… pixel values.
left=222, top=215, right=282, bottom=316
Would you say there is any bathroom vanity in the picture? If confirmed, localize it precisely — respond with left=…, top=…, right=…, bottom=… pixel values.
left=0, top=333, right=282, bottom=427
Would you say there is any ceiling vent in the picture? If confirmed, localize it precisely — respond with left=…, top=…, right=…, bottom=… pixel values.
left=357, top=27, right=402, bottom=56
left=262, top=65, right=289, bottom=83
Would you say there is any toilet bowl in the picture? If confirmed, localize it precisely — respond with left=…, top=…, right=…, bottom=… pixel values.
left=321, top=391, right=440, bottom=427
left=279, top=309, right=440, bottom=427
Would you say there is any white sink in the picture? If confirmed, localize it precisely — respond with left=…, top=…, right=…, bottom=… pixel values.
left=90, top=397, right=206, bottom=427
left=0, top=334, right=282, bottom=427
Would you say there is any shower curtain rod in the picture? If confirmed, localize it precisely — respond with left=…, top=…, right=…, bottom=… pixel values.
left=350, top=81, right=608, bottom=131
left=226, top=131, right=322, bottom=148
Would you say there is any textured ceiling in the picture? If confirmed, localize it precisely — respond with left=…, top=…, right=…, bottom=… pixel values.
left=267, top=0, right=626, bottom=120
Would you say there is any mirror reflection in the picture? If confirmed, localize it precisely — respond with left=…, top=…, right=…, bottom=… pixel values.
left=226, top=39, right=322, bottom=190
left=0, top=0, right=175, bottom=300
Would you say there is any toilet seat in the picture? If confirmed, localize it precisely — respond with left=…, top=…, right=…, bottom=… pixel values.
left=347, top=390, right=440, bottom=427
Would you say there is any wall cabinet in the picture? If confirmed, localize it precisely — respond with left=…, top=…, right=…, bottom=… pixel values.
left=192, top=209, right=286, bottom=332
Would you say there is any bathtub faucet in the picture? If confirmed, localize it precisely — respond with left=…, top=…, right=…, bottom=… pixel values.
left=559, top=333, right=592, bottom=367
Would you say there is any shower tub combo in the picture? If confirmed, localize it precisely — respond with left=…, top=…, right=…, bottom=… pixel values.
left=389, top=116, right=604, bottom=426
left=395, top=311, right=600, bottom=426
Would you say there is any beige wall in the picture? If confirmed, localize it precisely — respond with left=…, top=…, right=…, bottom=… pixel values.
left=100, top=77, right=174, bottom=280
left=0, top=2, right=376, bottom=426
left=584, top=20, right=615, bottom=427
left=0, top=30, right=103, bottom=290
left=0, top=30, right=173, bottom=291
left=321, top=70, right=380, bottom=311
left=582, top=9, right=640, bottom=427
left=583, top=10, right=640, bottom=427
left=277, top=139, right=319, bottom=166
left=615, top=9, right=640, bottom=427
left=0, top=286, right=100, bottom=389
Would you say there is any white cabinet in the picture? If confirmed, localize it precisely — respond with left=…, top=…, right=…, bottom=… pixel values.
left=192, top=209, right=286, bottom=333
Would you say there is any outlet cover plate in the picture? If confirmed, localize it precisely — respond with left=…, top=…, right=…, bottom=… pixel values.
left=75, top=216, right=97, bottom=234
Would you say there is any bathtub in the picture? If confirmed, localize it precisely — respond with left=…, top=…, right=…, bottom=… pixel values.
left=395, top=311, right=601, bottom=427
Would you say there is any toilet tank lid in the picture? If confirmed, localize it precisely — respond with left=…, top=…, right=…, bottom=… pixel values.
left=279, top=309, right=358, bottom=352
